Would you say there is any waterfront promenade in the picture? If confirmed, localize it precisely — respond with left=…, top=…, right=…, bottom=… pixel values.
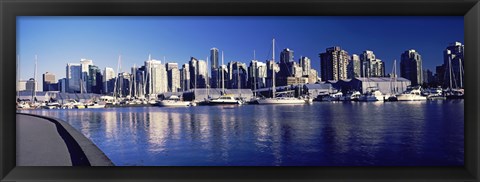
left=16, top=113, right=113, bottom=166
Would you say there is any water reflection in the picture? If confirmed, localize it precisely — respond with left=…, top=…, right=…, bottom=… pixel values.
left=19, top=101, right=464, bottom=166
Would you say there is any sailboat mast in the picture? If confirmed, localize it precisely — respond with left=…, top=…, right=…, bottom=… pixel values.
left=113, top=55, right=120, bottom=101
left=459, top=59, right=463, bottom=88
left=253, top=51, right=257, bottom=97
left=222, top=51, right=225, bottom=94
left=17, top=55, right=19, bottom=101
left=449, top=56, right=453, bottom=90
left=32, top=55, right=37, bottom=103
left=207, top=56, right=209, bottom=97
left=272, top=38, right=276, bottom=99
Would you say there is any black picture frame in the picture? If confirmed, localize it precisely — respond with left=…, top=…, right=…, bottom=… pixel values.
left=1, top=0, right=479, bottom=181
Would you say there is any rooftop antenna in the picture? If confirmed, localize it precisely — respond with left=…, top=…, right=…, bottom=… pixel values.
left=254, top=50, right=256, bottom=60
left=148, top=54, right=152, bottom=61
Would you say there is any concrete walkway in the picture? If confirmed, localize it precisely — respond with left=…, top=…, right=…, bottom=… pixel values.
left=16, top=113, right=114, bottom=166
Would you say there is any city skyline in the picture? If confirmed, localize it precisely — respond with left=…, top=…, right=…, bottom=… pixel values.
left=17, top=16, right=464, bottom=89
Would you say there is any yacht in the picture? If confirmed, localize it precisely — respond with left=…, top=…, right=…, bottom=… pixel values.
left=86, top=101, right=106, bottom=109
left=208, top=95, right=243, bottom=105
left=156, top=95, right=194, bottom=107
left=396, top=86, right=427, bottom=101
left=359, top=87, right=385, bottom=102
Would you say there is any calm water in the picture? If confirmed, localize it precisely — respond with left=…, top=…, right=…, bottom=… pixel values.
left=21, top=100, right=464, bottom=166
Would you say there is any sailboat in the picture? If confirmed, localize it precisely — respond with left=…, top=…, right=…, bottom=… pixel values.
left=256, top=38, right=307, bottom=105
left=445, top=56, right=464, bottom=99
left=386, top=60, right=399, bottom=101
left=208, top=52, right=244, bottom=105
left=358, top=66, right=385, bottom=102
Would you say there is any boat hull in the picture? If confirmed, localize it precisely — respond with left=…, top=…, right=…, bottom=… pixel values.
left=156, top=101, right=193, bottom=107
left=257, top=98, right=306, bottom=104
left=396, top=94, right=427, bottom=101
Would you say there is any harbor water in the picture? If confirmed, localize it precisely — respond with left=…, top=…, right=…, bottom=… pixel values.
left=20, top=100, right=464, bottom=166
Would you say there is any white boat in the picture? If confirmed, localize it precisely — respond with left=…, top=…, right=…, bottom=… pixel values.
left=359, top=88, right=385, bottom=102
left=257, top=96, right=307, bottom=104
left=86, top=101, right=106, bottom=108
left=208, top=95, right=243, bottom=105
left=396, top=86, right=427, bottom=101
left=156, top=95, right=194, bottom=107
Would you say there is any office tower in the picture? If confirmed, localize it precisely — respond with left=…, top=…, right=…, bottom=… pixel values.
left=319, top=46, right=350, bottom=81
left=87, top=65, right=103, bottom=94
left=145, top=58, right=167, bottom=95
left=58, top=78, right=67, bottom=93
left=266, top=60, right=279, bottom=88
left=103, top=67, right=115, bottom=94
left=80, top=59, right=93, bottom=92
left=188, top=57, right=208, bottom=89
left=277, top=48, right=297, bottom=86
left=210, top=48, right=220, bottom=88
left=197, top=60, right=208, bottom=88
left=25, top=78, right=37, bottom=92
left=188, top=57, right=198, bottom=89
left=180, top=64, right=190, bottom=91
left=443, top=42, right=464, bottom=88
left=348, top=54, right=361, bottom=78
left=422, top=69, right=434, bottom=85
left=435, top=64, right=445, bottom=86
left=66, top=63, right=82, bottom=93
left=308, top=69, right=319, bottom=84
left=248, top=60, right=267, bottom=90
left=400, top=49, right=423, bottom=86
left=17, top=80, right=27, bottom=91
left=166, top=63, right=181, bottom=92
left=42, top=72, right=57, bottom=91
left=132, top=66, right=146, bottom=97
left=228, top=61, right=248, bottom=89
left=117, top=72, right=131, bottom=97
left=360, top=50, right=385, bottom=77
left=280, top=48, right=294, bottom=63
left=299, top=56, right=311, bottom=77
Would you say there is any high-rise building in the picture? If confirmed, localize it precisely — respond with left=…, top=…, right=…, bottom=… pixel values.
left=42, top=72, right=57, bottom=91
left=299, top=56, right=311, bottom=77
left=443, top=42, right=464, bottom=88
left=166, top=63, right=181, bottom=92
left=210, top=48, right=220, bottom=88
left=188, top=57, right=208, bottom=89
left=435, top=64, right=445, bottom=87
left=248, top=60, right=267, bottom=90
left=17, top=80, right=27, bottom=91
left=423, top=69, right=434, bottom=85
left=103, top=67, right=115, bottom=94
left=319, top=46, right=350, bottom=81
left=132, top=66, right=146, bottom=97
left=145, top=59, right=167, bottom=95
left=348, top=54, right=361, bottom=78
left=80, top=59, right=93, bottom=92
left=58, top=78, right=67, bottom=93
left=227, top=61, right=248, bottom=89
left=180, top=64, right=190, bottom=91
left=66, top=63, right=82, bottom=93
left=87, top=65, right=103, bottom=94
left=25, top=78, right=37, bottom=92
left=400, top=49, right=423, bottom=86
left=117, top=72, right=131, bottom=97
left=197, top=60, right=208, bottom=88
left=266, top=60, right=279, bottom=88
left=280, top=48, right=294, bottom=63
left=360, top=50, right=385, bottom=77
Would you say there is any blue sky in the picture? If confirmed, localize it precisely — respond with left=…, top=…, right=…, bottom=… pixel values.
left=17, top=16, right=463, bottom=85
